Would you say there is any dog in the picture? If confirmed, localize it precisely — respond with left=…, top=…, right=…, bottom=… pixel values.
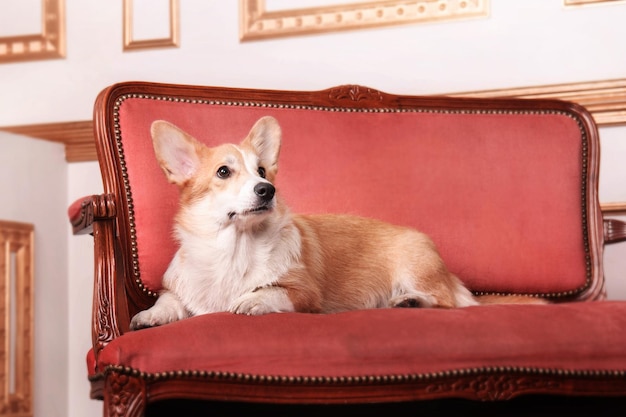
left=130, top=116, right=543, bottom=330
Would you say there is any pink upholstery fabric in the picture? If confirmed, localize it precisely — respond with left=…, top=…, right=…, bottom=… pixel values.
left=96, top=302, right=626, bottom=377
left=117, top=98, right=588, bottom=295
left=67, top=197, right=84, bottom=222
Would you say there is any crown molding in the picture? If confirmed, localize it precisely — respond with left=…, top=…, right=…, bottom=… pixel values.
left=600, top=202, right=626, bottom=213
left=450, top=78, right=626, bottom=126
left=0, top=120, right=95, bottom=162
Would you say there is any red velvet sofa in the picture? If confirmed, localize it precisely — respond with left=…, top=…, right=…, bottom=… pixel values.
left=70, top=82, right=626, bottom=416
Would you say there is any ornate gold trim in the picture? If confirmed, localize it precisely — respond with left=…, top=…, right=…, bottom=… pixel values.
left=601, top=202, right=626, bottom=213
left=450, top=78, right=626, bottom=126
left=0, top=220, right=34, bottom=417
left=123, top=0, right=180, bottom=51
left=564, top=0, right=625, bottom=5
left=0, top=0, right=65, bottom=64
left=239, top=0, right=490, bottom=42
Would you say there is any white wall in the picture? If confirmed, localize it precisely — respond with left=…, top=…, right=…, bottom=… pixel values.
left=0, top=132, right=68, bottom=417
left=599, top=126, right=626, bottom=300
left=67, top=162, right=102, bottom=417
left=2, top=0, right=626, bottom=126
left=0, top=1, right=625, bottom=416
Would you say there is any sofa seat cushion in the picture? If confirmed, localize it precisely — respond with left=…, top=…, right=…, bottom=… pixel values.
left=94, top=302, right=626, bottom=379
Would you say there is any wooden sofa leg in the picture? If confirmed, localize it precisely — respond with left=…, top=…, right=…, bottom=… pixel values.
left=103, top=370, right=147, bottom=417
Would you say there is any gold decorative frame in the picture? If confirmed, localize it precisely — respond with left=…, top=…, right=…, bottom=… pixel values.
left=450, top=78, right=626, bottom=126
left=0, top=0, right=65, bottom=64
left=123, top=0, right=180, bottom=51
left=564, top=0, right=625, bottom=5
left=0, top=221, right=34, bottom=417
left=239, top=0, right=490, bottom=41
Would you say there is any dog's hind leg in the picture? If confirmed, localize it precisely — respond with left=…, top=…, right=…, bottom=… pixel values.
left=389, top=267, right=476, bottom=309
left=389, top=289, right=439, bottom=309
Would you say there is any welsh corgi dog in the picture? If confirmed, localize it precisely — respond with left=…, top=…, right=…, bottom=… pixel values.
left=130, top=116, right=542, bottom=330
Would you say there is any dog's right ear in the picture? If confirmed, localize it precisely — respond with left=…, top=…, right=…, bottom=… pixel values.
left=242, top=116, right=281, bottom=172
left=151, top=120, right=201, bottom=185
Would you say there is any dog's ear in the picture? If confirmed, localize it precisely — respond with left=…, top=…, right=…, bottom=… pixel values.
left=151, top=120, right=201, bottom=185
left=242, top=116, right=281, bottom=170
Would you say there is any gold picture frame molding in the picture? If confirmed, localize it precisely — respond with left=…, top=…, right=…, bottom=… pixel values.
left=0, top=220, right=34, bottom=417
left=123, top=0, right=180, bottom=51
left=0, top=0, right=65, bottom=64
left=450, top=78, right=626, bottom=127
left=239, top=0, right=490, bottom=41
left=564, top=0, right=626, bottom=6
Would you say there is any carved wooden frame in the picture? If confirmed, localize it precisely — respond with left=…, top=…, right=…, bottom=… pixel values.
left=0, top=0, right=65, bottom=64
left=123, top=0, right=180, bottom=51
left=239, top=0, right=490, bottom=41
left=0, top=220, right=34, bottom=417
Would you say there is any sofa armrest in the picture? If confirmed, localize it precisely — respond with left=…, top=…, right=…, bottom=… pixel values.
left=69, top=194, right=117, bottom=235
left=69, top=194, right=128, bottom=363
left=604, top=218, right=626, bottom=244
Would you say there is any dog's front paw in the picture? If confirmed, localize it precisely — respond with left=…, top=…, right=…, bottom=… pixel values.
left=130, top=311, right=154, bottom=330
left=229, top=289, right=294, bottom=315
left=130, top=309, right=169, bottom=330
left=130, top=304, right=186, bottom=330
left=129, top=291, right=189, bottom=330
left=229, top=293, right=277, bottom=315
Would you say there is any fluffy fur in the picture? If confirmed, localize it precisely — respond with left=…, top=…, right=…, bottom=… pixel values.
left=130, top=116, right=541, bottom=330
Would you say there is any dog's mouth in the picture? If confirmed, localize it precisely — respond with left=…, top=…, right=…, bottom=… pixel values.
left=228, top=204, right=272, bottom=220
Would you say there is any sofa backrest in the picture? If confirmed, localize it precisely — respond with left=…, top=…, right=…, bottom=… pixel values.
left=93, top=83, right=604, bottom=311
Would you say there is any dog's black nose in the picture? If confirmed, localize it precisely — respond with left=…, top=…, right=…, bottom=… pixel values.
left=254, top=182, right=275, bottom=202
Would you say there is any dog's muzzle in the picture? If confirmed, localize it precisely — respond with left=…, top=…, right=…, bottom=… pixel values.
left=227, top=182, right=276, bottom=220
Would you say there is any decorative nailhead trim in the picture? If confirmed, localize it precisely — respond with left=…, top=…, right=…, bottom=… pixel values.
left=112, top=94, right=593, bottom=299
left=90, top=363, right=626, bottom=384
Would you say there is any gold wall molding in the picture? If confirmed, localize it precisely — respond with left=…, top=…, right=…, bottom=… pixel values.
left=450, top=78, right=626, bottom=126
left=0, top=121, right=95, bottom=162
left=0, top=220, right=34, bottom=417
left=0, top=0, right=65, bottom=64
left=565, top=0, right=626, bottom=6
left=601, top=202, right=626, bottom=213
left=239, top=0, right=490, bottom=42
left=123, top=0, right=180, bottom=51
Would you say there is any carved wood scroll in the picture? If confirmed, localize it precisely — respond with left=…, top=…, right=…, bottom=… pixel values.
left=0, top=221, right=34, bottom=417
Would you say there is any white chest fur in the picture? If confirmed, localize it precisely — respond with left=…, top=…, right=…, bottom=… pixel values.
left=163, top=217, right=301, bottom=315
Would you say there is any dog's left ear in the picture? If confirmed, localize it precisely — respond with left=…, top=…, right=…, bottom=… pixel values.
left=242, top=116, right=281, bottom=169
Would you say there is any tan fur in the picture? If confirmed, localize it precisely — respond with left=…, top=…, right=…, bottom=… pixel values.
left=283, top=215, right=464, bottom=312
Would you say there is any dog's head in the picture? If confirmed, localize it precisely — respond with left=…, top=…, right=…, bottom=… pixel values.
left=151, top=116, right=282, bottom=231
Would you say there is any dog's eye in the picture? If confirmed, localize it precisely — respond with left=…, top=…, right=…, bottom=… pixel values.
left=216, top=166, right=231, bottom=179
left=257, top=167, right=266, bottom=179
